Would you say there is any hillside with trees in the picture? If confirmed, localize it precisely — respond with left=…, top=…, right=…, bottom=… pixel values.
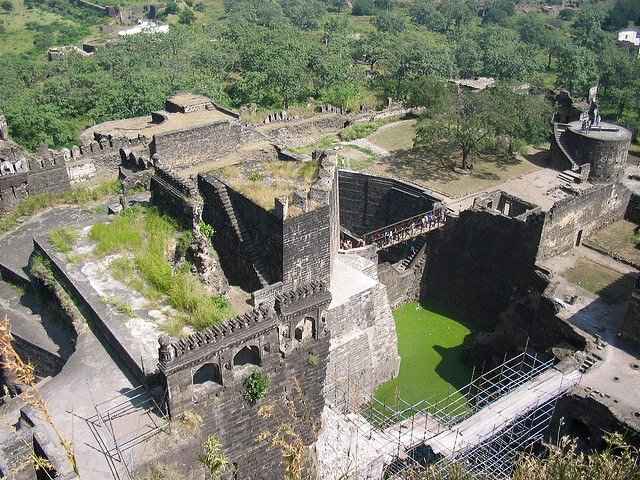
left=0, top=0, right=638, bottom=151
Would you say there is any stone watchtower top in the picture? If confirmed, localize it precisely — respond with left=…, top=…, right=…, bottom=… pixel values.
left=566, top=120, right=633, bottom=142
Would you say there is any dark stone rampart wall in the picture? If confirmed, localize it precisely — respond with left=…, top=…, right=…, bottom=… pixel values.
left=422, top=209, right=545, bottom=328
left=199, top=176, right=283, bottom=290
left=551, top=391, right=640, bottom=451
left=0, top=172, right=28, bottom=213
left=151, top=121, right=264, bottom=169
left=158, top=285, right=332, bottom=480
left=538, top=182, right=630, bottom=260
left=150, top=168, right=200, bottom=229
left=625, top=192, right=640, bottom=224
left=283, top=206, right=331, bottom=291
left=338, top=171, right=436, bottom=236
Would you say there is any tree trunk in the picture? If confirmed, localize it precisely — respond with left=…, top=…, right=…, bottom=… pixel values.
left=547, top=51, right=552, bottom=70
left=462, top=149, right=473, bottom=170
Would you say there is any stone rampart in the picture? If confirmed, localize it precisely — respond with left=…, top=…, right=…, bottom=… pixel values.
left=33, top=238, right=147, bottom=383
left=150, top=167, right=201, bottom=228
left=423, top=208, right=546, bottom=328
left=338, top=170, right=437, bottom=236
left=538, top=182, right=631, bottom=260
left=151, top=120, right=264, bottom=169
left=157, top=281, right=332, bottom=479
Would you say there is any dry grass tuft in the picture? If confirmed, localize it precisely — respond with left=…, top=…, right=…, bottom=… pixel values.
left=0, top=316, right=77, bottom=472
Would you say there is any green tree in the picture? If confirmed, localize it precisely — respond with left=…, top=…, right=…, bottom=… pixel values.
left=555, top=44, right=598, bottom=98
left=410, top=0, right=447, bottom=32
left=572, top=7, right=607, bottom=52
left=415, top=91, right=497, bottom=170
left=352, top=31, right=392, bottom=72
left=281, top=0, right=326, bottom=30
left=374, top=11, right=406, bottom=33
left=352, top=0, right=375, bottom=16
left=439, top=0, right=476, bottom=33
left=401, top=76, right=453, bottom=115
left=1, top=0, right=13, bottom=12
left=384, top=32, right=456, bottom=96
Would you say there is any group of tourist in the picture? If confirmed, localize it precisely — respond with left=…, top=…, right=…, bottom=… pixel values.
left=341, top=209, right=448, bottom=251
left=580, top=101, right=602, bottom=133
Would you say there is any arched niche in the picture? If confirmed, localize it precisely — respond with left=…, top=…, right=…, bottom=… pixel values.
left=294, top=317, right=315, bottom=342
left=233, top=345, right=261, bottom=367
left=192, top=363, right=222, bottom=386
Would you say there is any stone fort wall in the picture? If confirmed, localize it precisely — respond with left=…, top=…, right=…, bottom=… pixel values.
left=0, top=157, right=70, bottom=214
left=151, top=121, right=265, bottom=169
left=537, top=182, right=631, bottom=260
left=338, top=170, right=437, bottom=237
left=154, top=282, right=332, bottom=480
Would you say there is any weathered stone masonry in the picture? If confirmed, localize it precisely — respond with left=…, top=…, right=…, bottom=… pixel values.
left=157, top=281, right=332, bottom=479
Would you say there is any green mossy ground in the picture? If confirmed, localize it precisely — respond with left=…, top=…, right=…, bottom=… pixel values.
left=374, top=302, right=473, bottom=411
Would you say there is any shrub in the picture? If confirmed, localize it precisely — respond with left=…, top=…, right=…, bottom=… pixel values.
left=352, top=0, right=374, bottom=15
left=244, top=371, right=270, bottom=403
left=1, top=0, right=13, bottom=12
left=198, top=222, right=215, bottom=239
left=248, top=171, right=264, bottom=182
left=49, top=228, right=79, bottom=254
left=199, top=435, right=229, bottom=480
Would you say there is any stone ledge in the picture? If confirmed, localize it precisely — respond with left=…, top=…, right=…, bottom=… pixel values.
left=33, top=237, right=147, bottom=383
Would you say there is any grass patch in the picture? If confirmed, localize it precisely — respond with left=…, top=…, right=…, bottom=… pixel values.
left=339, top=121, right=382, bottom=141
left=0, top=179, right=122, bottom=238
left=104, top=296, right=135, bottom=317
left=586, top=220, right=640, bottom=267
left=288, top=134, right=339, bottom=155
left=90, top=206, right=233, bottom=332
left=374, top=302, right=473, bottom=412
left=49, top=227, right=79, bottom=254
left=337, top=145, right=376, bottom=171
left=367, top=119, right=417, bottom=152
left=563, top=257, right=634, bottom=304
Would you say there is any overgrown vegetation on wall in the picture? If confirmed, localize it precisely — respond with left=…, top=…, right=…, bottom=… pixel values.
left=89, top=206, right=233, bottom=332
left=1, top=0, right=638, bottom=150
left=243, top=370, right=270, bottom=403
left=0, top=179, right=121, bottom=237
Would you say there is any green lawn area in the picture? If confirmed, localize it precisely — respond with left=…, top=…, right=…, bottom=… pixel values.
left=374, top=302, right=473, bottom=411
left=363, top=145, right=543, bottom=198
left=368, top=119, right=417, bottom=152
left=563, top=257, right=634, bottom=304
left=586, top=220, right=640, bottom=267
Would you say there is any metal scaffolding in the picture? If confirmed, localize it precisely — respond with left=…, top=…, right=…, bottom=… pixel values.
left=324, top=349, right=573, bottom=480
left=87, top=385, right=170, bottom=480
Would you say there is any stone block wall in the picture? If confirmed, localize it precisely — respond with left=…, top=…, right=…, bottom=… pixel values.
left=157, top=282, right=332, bottom=480
left=625, top=192, right=640, bottom=224
left=151, top=121, right=264, bottom=169
left=622, top=286, right=640, bottom=344
left=283, top=205, right=331, bottom=292
left=26, top=157, right=70, bottom=196
left=538, top=182, right=631, bottom=260
left=423, top=209, right=546, bottom=328
left=338, top=171, right=436, bottom=236
left=0, top=172, right=28, bottom=213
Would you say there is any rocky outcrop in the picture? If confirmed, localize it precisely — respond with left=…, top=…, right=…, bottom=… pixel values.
left=187, top=229, right=229, bottom=295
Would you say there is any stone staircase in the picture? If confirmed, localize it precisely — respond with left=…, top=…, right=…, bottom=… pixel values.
left=558, top=169, right=582, bottom=185
left=212, top=180, right=270, bottom=288
left=553, top=123, right=578, bottom=171
left=579, top=351, right=601, bottom=374
left=399, top=237, right=427, bottom=271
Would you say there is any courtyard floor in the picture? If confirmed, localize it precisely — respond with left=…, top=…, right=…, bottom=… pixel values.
left=374, top=302, right=473, bottom=410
